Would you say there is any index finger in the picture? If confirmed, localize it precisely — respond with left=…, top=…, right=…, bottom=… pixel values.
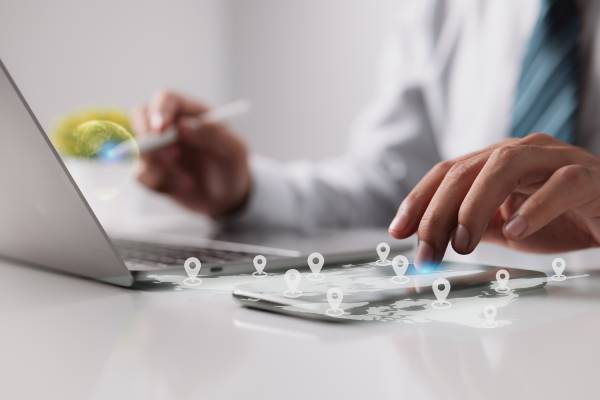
left=148, top=91, right=207, bottom=132
left=388, top=139, right=515, bottom=239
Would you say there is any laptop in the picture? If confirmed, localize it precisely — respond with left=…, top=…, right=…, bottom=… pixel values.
left=0, top=59, right=411, bottom=287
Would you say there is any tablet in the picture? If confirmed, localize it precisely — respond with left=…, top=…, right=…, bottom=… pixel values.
left=232, top=261, right=548, bottom=322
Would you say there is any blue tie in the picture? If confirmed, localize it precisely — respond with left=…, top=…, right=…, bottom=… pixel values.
left=510, top=0, right=580, bottom=143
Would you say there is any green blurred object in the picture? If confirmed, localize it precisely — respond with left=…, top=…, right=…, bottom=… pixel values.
left=51, top=109, right=134, bottom=158
left=72, top=120, right=135, bottom=159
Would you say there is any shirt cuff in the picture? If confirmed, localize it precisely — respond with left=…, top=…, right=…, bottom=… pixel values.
left=220, top=155, right=297, bottom=229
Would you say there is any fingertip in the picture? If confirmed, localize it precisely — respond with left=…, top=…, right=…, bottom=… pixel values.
left=388, top=224, right=414, bottom=240
left=414, top=240, right=435, bottom=267
left=503, top=214, right=528, bottom=239
left=451, top=224, right=472, bottom=254
left=450, top=243, right=472, bottom=255
left=388, top=227, right=404, bottom=239
left=388, top=203, right=414, bottom=237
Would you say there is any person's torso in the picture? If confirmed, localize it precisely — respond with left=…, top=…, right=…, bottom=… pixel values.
left=423, top=0, right=600, bottom=158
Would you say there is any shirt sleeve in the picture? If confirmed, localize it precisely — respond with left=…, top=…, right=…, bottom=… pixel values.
left=227, top=5, right=443, bottom=231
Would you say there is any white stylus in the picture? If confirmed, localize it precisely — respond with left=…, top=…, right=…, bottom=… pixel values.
left=109, top=99, right=250, bottom=159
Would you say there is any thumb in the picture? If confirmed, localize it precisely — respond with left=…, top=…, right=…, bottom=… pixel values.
left=148, top=91, right=207, bottom=132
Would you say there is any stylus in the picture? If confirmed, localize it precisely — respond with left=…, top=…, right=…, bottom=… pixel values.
left=109, top=99, right=250, bottom=159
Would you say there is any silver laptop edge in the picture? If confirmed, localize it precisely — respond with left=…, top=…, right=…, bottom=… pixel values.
left=0, top=58, right=135, bottom=286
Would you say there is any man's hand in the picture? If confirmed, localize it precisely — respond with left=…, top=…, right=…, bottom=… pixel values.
left=133, top=91, right=251, bottom=216
left=388, top=133, right=600, bottom=265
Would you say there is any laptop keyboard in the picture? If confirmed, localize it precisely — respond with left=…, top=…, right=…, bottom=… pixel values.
left=112, top=238, right=256, bottom=271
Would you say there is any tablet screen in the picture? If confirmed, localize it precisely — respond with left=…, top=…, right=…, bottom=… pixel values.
left=232, top=261, right=547, bottom=323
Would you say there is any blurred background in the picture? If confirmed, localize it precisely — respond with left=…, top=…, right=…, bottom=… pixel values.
left=0, top=0, right=402, bottom=228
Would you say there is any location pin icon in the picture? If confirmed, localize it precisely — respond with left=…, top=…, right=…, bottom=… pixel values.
left=326, top=287, right=344, bottom=317
left=307, top=252, right=325, bottom=280
left=375, top=242, right=391, bottom=265
left=391, top=255, right=410, bottom=284
left=252, top=255, right=267, bottom=277
left=495, top=269, right=510, bottom=293
left=183, top=257, right=202, bottom=286
left=431, top=278, right=451, bottom=309
left=184, top=257, right=201, bottom=279
left=552, top=257, right=566, bottom=279
left=284, top=269, right=302, bottom=297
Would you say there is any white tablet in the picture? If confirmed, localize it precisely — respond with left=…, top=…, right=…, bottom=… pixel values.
left=232, top=261, right=547, bottom=322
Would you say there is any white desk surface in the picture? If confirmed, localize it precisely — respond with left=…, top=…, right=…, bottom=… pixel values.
left=1, top=231, right=599, bottom=400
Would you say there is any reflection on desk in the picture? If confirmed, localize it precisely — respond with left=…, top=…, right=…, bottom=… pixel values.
left=1, top=238, right=600, bottom=399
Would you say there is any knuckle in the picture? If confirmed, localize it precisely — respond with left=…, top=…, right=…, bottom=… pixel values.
left=445, top=160, right=472, bottom=181
left=490, top=145, right=521, bottom=165
left=555, top=164, right=591, bottom=185
left=520, top=132, right=553, bottom=144
left=432, top=160, right=453, bottom=174
left=417, top=213, right=443, bottom=242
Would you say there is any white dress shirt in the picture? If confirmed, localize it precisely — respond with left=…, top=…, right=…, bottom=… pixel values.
left=232, top=0, right=600, bottom=231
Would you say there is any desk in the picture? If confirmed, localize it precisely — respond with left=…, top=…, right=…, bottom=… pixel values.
left=1, top=232, right=599, bottom=400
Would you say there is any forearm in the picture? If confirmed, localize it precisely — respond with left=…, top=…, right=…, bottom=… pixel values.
left=228, top=155, right=402, bottom=231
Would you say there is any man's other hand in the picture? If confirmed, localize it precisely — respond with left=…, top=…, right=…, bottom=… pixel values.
left=133, top=91, right=251, bottom=217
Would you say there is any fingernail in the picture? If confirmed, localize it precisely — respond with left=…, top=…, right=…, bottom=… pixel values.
left=452, top=224, right=471, bottom=253
left=415, top=241, right=434, bottom=267
left=150, top=113, right=164, bottom=131
left=388, top=204, right=410, bottom=234
left=504, top=214, right=527, bottom=238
